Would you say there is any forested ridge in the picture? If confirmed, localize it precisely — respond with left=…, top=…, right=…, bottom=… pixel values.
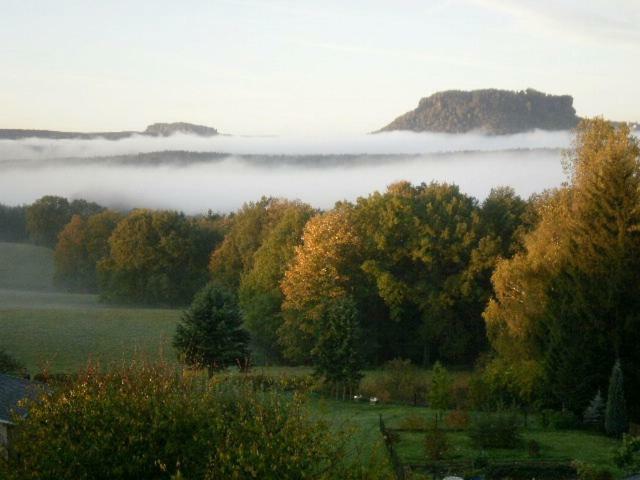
left=378, top=88, right=581, bottom=134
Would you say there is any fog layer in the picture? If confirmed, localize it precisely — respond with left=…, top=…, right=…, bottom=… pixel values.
left=0, top=131, right=567, bottom=212
left=0, top=130, right=573, bottom=160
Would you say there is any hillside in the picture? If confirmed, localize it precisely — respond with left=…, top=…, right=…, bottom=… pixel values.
left=378, top=88, right=581, bottom=135
left=0, top=122, right=219, bottom=140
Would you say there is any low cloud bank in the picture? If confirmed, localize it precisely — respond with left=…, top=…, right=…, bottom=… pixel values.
left=0, top=149, right=564, bottom=213
left=0, top=130, right=574, bottom=161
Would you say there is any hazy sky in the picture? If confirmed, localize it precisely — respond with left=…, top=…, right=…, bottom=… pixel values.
left=2, top=0, right=638, bottom=135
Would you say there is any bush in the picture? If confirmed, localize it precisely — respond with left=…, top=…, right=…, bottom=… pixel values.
left=468, top=414, right=521, bottom=449
left=359, top=359, right=427, bottom=404
left=399, top=414, right=431, bottom=431
left=549, top=410, right=580, bottom=430
left=527, top=439, right=541, bottom=458
left=574, top=461, right=615, bottom=480
left=0, top=349, right=23, bottom=375
left=1, top=361, right=373, bottom=480
left=613, top=434, right=640, bottom=474
left=424, top=424, right=450, bottom=462
left=444, top=409, right=470, bottom=430
left=485, top=462, right=576, bottom=480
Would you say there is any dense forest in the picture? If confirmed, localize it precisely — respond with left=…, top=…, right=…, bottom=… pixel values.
left=0, top=121, right=218, bottom=140
left=378, top=88, right=580, bottom=134
left=2, top=118, right=638, bottom=422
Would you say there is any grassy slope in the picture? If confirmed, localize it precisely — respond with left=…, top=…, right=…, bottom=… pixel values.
left=0, top=242, right=55, bottom=290
left=0, top=242, right=181, bottom=373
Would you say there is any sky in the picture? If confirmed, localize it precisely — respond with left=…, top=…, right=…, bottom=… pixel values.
left=1, top=0, right=639, bottom=135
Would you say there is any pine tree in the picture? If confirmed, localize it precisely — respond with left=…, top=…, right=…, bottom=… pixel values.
left=311, top=296, right=364, bottom=399
left=173, top=283, right=249, bottom=376
left=583, top=390, right=605, bottom=429
left=605, top=360, right=628, bottom=437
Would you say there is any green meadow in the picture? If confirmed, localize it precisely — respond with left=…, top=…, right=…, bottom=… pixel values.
left=0, top=242, right=181, bottom=373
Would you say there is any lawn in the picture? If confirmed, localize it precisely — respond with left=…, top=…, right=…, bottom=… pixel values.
left=305, top=399, right=625, bottom=478
left=378, top=407, right=624, bottom=477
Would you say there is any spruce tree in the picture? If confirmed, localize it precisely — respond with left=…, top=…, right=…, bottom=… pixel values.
left=605, top=360, right=628, bottom=437
left=583, top=390, right=605, bottom=429
left=173, top=283, right=249, bottom=376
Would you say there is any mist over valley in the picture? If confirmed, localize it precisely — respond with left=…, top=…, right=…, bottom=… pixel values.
left=0, top=130, right=575, bottom=213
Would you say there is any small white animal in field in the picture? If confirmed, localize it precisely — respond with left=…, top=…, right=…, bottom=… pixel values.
left=369, top=397, right=378, bottom=404
left=353, top=394, right=362, bottom=401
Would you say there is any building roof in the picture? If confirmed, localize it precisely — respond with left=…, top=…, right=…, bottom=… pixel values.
left=0, top=373, right=41, bottom=424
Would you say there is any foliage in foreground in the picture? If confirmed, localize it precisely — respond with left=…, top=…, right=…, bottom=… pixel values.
left=1, top=361, right=381, bottom=480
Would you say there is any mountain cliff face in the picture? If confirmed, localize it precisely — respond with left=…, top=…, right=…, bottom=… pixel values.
left=0, top=122, right=218, bottom=140
left=378, top=89, right=581, bottom=135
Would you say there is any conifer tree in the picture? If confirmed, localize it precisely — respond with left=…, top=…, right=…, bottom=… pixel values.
left=174, top=283, right=249, bottom=376
left=605, top=360, right=629, bottom=437
left=583, top=390, right=605, bottom=429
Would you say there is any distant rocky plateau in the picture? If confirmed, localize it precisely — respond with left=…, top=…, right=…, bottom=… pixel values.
left=0, top=122, right=219, bottom=140
left=377, top=88, right=584, bottom=135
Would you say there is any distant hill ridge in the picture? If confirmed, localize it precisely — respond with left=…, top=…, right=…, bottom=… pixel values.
left=0, top=122, right=218, bottom=140
left=377, top=88, right=582, bottom=135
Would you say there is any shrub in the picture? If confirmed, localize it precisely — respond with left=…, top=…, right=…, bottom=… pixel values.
left=399, top=414, right=431, bottom=431
left=2, top=361, right=371, bottom=480
left=359, top=359, right=427, bottom=404
left=613, top=434, right=640, bottom=474
left=468, top=414, right=521, bottom=449
left=574, top=461, right=615, bottom=480
left=444, top=409, right=470, bottom=430
left=527, top=439, right=541, bottom=458
left=549, top=410, right=580, bottom=430
left=424, top=424, right=450, bottom=462
left=0, top=349, right=23, bottom=375
left=485, top=462, right=576, bottom=480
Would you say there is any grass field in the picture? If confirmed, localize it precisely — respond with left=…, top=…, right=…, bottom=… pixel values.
left=0, top=242, right=55, bottom=291
left=0, top=242, right=182, bottom=373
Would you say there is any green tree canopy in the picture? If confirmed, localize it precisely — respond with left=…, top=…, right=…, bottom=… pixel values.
left=54, top=210, right=123, bottom=292
left=238, top=201, right=315, bottom=362
left=99, top=209, right=217, bottom=305
left=26, top=196, right=103, bottom=248
left=311, top=296, right=364, bottom=398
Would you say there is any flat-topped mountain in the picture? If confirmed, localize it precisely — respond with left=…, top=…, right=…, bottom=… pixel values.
left=142, top=122, right=218, bottom=137
left=0, top=122, right=218, bottom=140
left=377, top=88, right=581, bottom=135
